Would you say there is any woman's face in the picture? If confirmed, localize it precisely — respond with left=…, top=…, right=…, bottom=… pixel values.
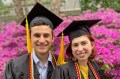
left=71, top=35, right=94, bottom=61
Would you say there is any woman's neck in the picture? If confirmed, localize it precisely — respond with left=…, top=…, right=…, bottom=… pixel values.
left=78, top=59, right=88, bottom=66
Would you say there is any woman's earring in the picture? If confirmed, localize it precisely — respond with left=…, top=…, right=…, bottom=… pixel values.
left=72, top=57, right=77, bottom=61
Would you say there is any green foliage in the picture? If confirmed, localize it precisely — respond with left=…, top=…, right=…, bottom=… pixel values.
left=0, top=0, right=3, bottom=5
left=23, top=0, right=33, bottom=4
left=0, top=4, right=10, bottom=24
left=0, top=1, right=10, bottom=23
left=0, top=28, right=1, bottom=31
left=79, top=0, right=120, bottom=12
left=42, top=0, right=65, bottom=4
left=0, top=5, right=9, bottom=15
left=50, top=44, right=57, bottom=51
left=42, top=0, right=52, bottom=4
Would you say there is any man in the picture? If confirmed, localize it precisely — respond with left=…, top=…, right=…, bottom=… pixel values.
left=3, top=2, right=63, bottom=79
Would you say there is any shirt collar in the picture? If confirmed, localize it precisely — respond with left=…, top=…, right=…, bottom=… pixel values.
left=32, top=51, right=40, bottom=64
left=32, top=50, right=53, bottom=65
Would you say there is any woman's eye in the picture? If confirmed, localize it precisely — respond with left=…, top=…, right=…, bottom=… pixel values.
left=82, top=41, right=87, bottom=45
left=72, top=43, right=78, bottom=47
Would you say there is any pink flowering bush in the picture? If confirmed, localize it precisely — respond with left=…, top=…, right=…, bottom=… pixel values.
left=0, top=8, right=120, bottom=79
left=54, top=8, right=120, bottom=79
left=0, top=22, right=27, bottom=78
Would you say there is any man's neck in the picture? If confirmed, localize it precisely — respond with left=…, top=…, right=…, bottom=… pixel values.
left=35, top=53, right=49, bottom=66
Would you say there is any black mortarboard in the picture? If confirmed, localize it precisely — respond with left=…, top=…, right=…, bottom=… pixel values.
left=58, top=19, right=101, bottom=41
left=21, top=2, right=63, bottom=29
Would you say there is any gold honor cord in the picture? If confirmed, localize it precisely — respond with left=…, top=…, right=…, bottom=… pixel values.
left=25, top=18, right=34, bottom=79
left=50, top=51, right=57, bottom=66
left=56, top=32, right=66, bottom=66
left=75, top=62, right=81, bottom=79
left=88, top=61, right=100, bottom=79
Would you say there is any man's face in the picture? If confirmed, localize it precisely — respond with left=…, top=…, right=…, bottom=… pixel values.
left=31, top=25, right=54, bottom=55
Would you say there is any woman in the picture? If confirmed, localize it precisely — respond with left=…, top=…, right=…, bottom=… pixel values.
left=51, top=19, right=105, bottom=79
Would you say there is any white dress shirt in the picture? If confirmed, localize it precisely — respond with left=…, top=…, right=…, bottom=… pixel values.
left=32, top=51, right=53, bottom=79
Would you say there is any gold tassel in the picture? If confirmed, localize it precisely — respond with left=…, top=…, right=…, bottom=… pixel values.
left=25, top=17, right=32, bottom=53
left=56, top=32, right=67, bottom=66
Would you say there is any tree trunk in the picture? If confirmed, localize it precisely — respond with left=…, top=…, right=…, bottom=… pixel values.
left=51, top=0, right=61, bottom=16
left=13, top=0, right=24, bottom=23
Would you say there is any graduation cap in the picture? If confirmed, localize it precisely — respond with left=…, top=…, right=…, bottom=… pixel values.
left=21, top=2, right=63, bottom=29
left=58, top=19, right=101, bottom=41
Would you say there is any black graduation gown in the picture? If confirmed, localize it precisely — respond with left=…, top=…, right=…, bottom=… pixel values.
left=3, top=53, right=56, bottom=79
left=51, top=60, right=105, bottom=79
